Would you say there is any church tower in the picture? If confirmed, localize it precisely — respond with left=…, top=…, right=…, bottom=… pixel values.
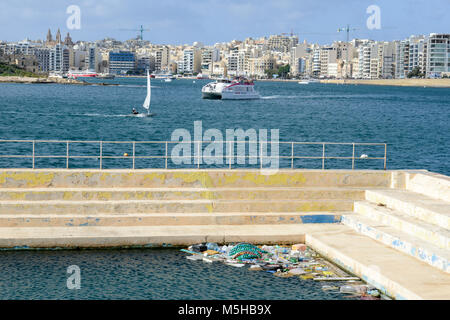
left=64, top=32, right=74, bottom=47
left=56, top=28, right=62, bottom=43
left=46, top=29, right=53, bottom=44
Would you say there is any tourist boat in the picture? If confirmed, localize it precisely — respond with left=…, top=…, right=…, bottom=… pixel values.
left=196, top=73, right=210, bottom=79
left=153, top=72, right=176, bottom=80
left=67, top=70, right=98, bottom=79
left=202, top=77, right=260, bottom=100
left=298, top=78, right=319, bottom=84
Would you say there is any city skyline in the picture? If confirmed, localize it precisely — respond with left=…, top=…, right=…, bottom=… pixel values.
left=1, top=0, right=449, bottom=45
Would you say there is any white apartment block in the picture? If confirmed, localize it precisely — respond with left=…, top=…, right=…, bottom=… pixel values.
left=183, top=48, right=201, bottom=74
left=426, top=33, right=450, bottom=78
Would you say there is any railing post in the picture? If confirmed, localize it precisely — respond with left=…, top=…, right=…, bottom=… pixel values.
left=322, top=143, right=325, bottom=170
left=384, top=144, right=387, bottom=170
left=260, top=141, right=263, bottom=170
left=66, top=141, right=69, bottom=169
left=99, top=141, right=103, bottom=170
left=132, top=142, right=136, bottom=170
left=228, top=141, right=232, bottom=170
left=352, top=143, right=355, bottom=170
left=165, top=141, right=168, bottom=169
left=32, top=140, right=35, bottom=169
left=291, top=142, right=294, bottom=169
left=197, top=141, right=201, bottom=169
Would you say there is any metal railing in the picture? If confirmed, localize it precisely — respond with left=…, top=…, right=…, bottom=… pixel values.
left=0, top=140, right=387, bottom=170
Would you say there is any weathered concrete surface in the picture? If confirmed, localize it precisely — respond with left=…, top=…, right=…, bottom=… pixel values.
left=365, top=189, right=450, bottom=229
left=0, top=169, right=393, bottom=188
left=354, top=201, right=449, bottom=249
left=0, top=211, right=347, bottom=228
left=0, top=199, right=354, bottom=214
left=405, top=171, right=450, bottom=202
left=305, top=228, right=450, bottom=300
left=0, top=224, right=343, bottom=248
left=0, top=187, right=367, bottom=201
left=342, top=214, right=450, bottom=273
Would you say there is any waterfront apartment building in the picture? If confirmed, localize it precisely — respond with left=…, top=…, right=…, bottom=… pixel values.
left=267, top=34, right=299, bottom=53
left=86, top=45, right=101, bottom=72
left=290, top=42, right=309, bottom=77
left=108, top=51, right=136, bottom=75
left=155, top=46, right=169, bottom=72
left=137, top=56, right=155, bottom=73
left=182, top=48, right=201, bottom=74
left=319, top=46, right=337, bottom=78
left=34, top=48, right=50, bottom=72
left=395, top=40, right=410, bottom=78
left=248, top=54, right=276, bottom=78
left=408, top=36, right=426, bottom=74
left=49, top=43, right=69, bottom=73
left=426, top=33, right=450, bottom=78
left=200, top=48, right=221, bottom=76
left=226, top=48, right=251, bottom=77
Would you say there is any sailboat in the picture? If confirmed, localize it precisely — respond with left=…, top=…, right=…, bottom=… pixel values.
left=142, top=70, right=152, bottom=115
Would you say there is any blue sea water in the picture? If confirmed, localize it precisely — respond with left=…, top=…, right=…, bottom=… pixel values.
left=0, top=79, right=447, bottom=299
left=0, top=78, right=449, bottom=174
left=0, top=249, right=356, bottom=300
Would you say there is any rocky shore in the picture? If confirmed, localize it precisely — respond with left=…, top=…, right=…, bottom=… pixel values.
left=0, top=76, right=118, bottom=86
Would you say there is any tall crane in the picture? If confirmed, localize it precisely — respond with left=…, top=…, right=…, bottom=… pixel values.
left=337, top=25, right=358, bottom=78
left=118, top=25, right=150, bottom=41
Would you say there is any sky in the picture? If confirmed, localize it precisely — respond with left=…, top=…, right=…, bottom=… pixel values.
left=0, top=0, right=449, bottom=45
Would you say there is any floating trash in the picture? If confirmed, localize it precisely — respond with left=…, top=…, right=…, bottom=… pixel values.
left=181, top=242, right=386, bottom=300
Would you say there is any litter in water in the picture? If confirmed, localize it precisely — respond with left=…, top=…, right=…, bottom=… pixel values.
left=182, top=242, right=385, bottom=300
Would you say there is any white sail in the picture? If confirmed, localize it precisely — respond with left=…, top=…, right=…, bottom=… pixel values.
left=143, top=70, right=151, bottom=114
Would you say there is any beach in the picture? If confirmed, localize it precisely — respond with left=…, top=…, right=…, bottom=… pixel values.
left=320, top=78, right=450, bottom=88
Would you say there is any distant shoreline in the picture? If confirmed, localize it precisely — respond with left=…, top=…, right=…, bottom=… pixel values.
left=2, top=75, right=449, bottom=88
left=320, top=78, right=450, bottom=88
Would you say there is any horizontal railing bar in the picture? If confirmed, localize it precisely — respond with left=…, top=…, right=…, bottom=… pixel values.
left=0, top=139, right=388, bottom=170
left=0, top=139, right=387, bottom=145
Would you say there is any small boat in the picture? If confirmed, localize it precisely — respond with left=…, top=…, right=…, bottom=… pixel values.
left=67, top=70, right=98, bottom=79
left=133, top=70, right=153, bottom=116
left=298, top=80, right=310, bottom=84
left=153, top=72, right=176, bottom=80
left=97, top=74, right=115, bottom=79
left=164, top=78, right=172, bottom=82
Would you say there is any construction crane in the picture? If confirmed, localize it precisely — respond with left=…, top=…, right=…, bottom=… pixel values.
left=337, top=25, right=358, bottom=78
left=337, top=25, right=358, bottom=42
left=118, top=25, right=150, bottom=41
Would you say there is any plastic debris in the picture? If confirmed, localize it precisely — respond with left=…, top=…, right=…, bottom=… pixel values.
left=203, top=250, right=220, bottom=256
left=181, top=242, right=385, bottom=299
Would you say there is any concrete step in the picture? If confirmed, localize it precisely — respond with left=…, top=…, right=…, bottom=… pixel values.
left=0, top=223, right=346, bottom=249
left=405, top=172, right=450, bottom=202
left=0, top=187, right=366, bottom=201
left=0, top=211, right=348, bottom=228
left=0, top=169, right=392, bottom=188
left=0, top=199, right=354, bottom=214
left=305, top=227, right=450, bottom=300
left=342, top=214, right=450, bottom=273
left=365, top=189, right=450, bottom=229
left=354, top=201, right=450, bottom=250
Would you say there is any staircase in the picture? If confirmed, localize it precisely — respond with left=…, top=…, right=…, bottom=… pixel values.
left=0, top=169, right=391, bottom=248
left=342, top=172, right=450, bottom=274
